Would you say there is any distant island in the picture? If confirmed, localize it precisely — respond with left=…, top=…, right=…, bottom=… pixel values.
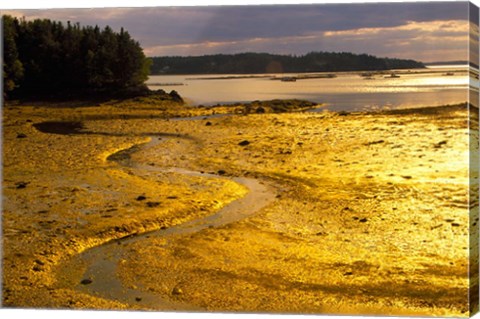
left=149, top=52, right=425, bottom=75
left=425, top=60, right=469, bottom=66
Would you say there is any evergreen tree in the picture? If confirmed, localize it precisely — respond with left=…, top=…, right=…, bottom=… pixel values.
left=2, top=15, right=151, bottom=98
left=3, top=15, right=24, bottom=95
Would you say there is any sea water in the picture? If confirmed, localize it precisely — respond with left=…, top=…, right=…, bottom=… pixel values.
left=147, top=65, right=473, bottom=111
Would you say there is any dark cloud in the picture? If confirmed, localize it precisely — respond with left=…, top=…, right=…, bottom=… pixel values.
left=1, top=1, right=472, bottom=60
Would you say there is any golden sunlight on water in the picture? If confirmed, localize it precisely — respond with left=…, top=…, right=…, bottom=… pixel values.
left=147, top=66, right=469, bottom=110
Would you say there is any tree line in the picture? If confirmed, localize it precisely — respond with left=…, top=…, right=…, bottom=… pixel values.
left=149, top=52, right=425, bottom=75
left=3, top=15, right=151, bottom=99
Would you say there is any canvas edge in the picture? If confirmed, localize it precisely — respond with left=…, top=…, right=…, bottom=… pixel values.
left=469, top=1, right=480, bottom=317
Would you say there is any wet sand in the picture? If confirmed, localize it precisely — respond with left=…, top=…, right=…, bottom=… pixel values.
left=2, top=101, right=476, bottom=316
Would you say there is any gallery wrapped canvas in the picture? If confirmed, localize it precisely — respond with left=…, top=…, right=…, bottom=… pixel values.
left=1, top=1, right=479, bottom=317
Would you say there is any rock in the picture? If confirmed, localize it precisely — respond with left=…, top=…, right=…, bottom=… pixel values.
left=80, top=279, right=93, bottom=285
left=217, top=170, right=226, bottom=175
left=16, top=182, right=28, bottom=189
left=135, top=297, right=142, bottom=302
left=434, top=140, right=448, bottom=148
left=167, top=196, right=178, bottom=199
left=451, top=223, right=461, bottom=227
left=238, top=140, right=250, bottom=146
left=344, top=271, right=353, bottom=276
left=136, top=195, right=147, bottom=201
left=172, top=287, right=183, bottom=295
left=34, top=259, right=45, bottom=266
left=364, top=140, right=385, bottom=146
left=359, top=218, right=368, bottom=223
left=32, top=265, right=43, bottom=272
left=146, top=201, right=161, bottom=208
left=16, top=133, right=27, bottom=138
left=401, top=175, right=412, bottom=179
left=205, top=121, right=212, bottom=126
left=255, top=106, right=265, bottom=113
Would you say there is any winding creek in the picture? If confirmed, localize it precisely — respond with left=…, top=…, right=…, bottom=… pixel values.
left=35, top=118, right=276, bottom=309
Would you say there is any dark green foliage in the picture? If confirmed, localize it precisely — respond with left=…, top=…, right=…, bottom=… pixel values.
left=3, top=15, right=24, bottom=94
left=2, top=15, right=150, bottom=99
left=150, top=52, right=424, bottom=75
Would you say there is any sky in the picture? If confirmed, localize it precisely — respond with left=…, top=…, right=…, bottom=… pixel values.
left=0, top=2, right=477, bottom=63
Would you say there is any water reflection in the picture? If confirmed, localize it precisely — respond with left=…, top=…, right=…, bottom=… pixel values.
left=147, top=66, right=470, bottom=111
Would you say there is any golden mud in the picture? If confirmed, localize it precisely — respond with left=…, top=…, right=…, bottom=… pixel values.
left=2, top=102, right=475, bottom=316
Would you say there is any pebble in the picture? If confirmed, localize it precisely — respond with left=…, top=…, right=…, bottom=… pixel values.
left=16, top=182, right=28, bottom=189
left=146, top=201, right=161, bottom=208
left=172, top=287, right=183, bottom=295
left=80, top=279, right=93, bottom=285
left=238, top=140, right=250, bottom=146
left=136, top=195, right=147, bottom=201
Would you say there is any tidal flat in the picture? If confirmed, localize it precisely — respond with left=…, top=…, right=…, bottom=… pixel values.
left=2, top=100, right=476, bottom=316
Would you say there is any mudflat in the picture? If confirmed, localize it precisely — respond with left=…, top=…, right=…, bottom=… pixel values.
left=2, top=101, right=475, bottom=316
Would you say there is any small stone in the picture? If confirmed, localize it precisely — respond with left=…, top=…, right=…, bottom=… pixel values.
left=217, top=170, right=226, bottom=175
left=16, top=133, right=27, bottom=138
left=451, top=223, right=461, bottom=227
left=135, top=297, right=142, bottom=302
left=16, top=182, right=28, bottom=189
left=80, top=279, right=93, bottom=285
left=172, top=287, right=183, bottom=295
left=401, top=175, right=412, bottom=179
left=359, top=218, right=368, bottom=223
left=344, top=271, right=353, bottom=276
left=255, top=106, right=265, bottom=113
left=238, top=140, right=250, bottom=146
left=434, top=140, right=448, bottom=148
left=146, top=201, right=161, bottom=208
left=205, top=121, right=212, bottom=126
left=32, top=265, right=43, bottom=272
left=34, top=259, right=45, bottom=266
left=136, top=195, right=147, bottom=201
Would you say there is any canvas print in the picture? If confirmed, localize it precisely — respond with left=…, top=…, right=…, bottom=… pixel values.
left=1, top=1, right=479, bottom=317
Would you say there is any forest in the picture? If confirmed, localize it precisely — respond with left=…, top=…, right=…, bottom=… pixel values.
left=149, top=52, right=425, bottom=75
left=3, top=15, right=151, bottom=99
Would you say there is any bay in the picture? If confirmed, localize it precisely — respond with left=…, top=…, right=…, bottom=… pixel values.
left=147, top=66, right=472, bottom=111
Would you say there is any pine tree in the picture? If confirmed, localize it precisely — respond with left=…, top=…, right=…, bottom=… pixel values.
left=3, top=15, right=24, bottom=95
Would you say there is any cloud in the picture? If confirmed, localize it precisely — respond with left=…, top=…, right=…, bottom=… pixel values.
left=1, top=2, right=472, bottom=61
left=143, top=19, right=469, bottom=62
